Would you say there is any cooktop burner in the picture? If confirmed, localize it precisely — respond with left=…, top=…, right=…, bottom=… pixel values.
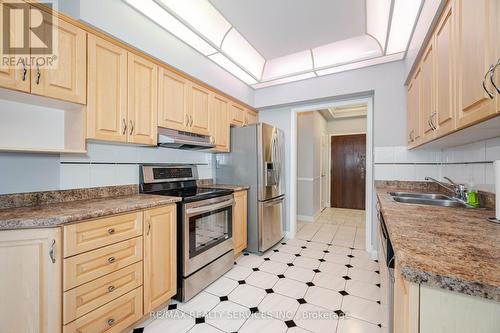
left=152, top=187, right=233, bottom=202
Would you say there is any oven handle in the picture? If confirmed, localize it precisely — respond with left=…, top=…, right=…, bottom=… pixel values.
left=186, top=199, right=235, bottom=215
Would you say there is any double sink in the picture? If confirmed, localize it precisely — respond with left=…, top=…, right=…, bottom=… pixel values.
left=389, top=191, right=470, bottom=208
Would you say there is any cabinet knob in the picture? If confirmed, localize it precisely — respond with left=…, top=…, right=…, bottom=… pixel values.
left=107, top=228, right=115, bottom=235
left=107, top=318, right=115, bottom=326
left=107, top=256, right=116, bottom=264
left=107, top=285, right=116, bottom=293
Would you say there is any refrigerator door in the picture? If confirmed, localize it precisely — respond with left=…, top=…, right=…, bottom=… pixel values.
left=258, top=195, right=285, bottom=252
left=258, top=124, right=285, bottom=201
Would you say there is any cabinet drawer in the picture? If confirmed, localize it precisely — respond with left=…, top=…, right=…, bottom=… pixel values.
left=64, top=287, right=143, bottom=333
left=64, top=212, right=142, bottom=257
left=64, top=237, right=143, bottom=291
left=64, top=262, right=143, bottom=324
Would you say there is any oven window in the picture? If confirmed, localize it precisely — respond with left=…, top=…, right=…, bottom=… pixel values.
left=189, top=207, right=232, bottom=258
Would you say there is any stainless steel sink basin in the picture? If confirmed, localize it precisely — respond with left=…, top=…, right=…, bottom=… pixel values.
left=389, top=192, right=451, bottom=200
left=392, top=196, right=467, bottom=208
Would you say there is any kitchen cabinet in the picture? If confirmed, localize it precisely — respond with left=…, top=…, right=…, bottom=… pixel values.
left=143, top=205, right=177, bottom=313
left=127, top=52, right=158, bottom=145
left=189, top=83, right=211, bottom=136
left=407, top=68, right=421, bottom=147
left=158, top=67, right=190, bottom=131
left=211, top=94, right=230, bottom=152
left=0, top=0, right=30, bottom=92
left=434, top=1, right=456, bottom=137
left=31, top=12, right=87, bottom=104
left=420, top=43, right=435, bottom=141
left=455, top=0, right=497, bottom=128
left=393, top=263, right=419, bottom=333
left=233, top=190, right=248, bottom=256
left=87, top=34, right=128, bottom=143
left=230, top=102, right=246, bottom=126
left=246, top=109, right=259, bottom=125
left=0, top=228, right=62, bottom=333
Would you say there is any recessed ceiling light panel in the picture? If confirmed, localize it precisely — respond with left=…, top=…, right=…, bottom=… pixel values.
left=221, top=28, right=265, bottom=79
left=366, top=0, right=392, bottom=52
left=209, top=53, right=258, bottom=84
left=386, top=0, right=422, bottom=54
left=252, top=72, right=316, bottom=89
left=315, top=52, right=404, bottom=76
left=262, top=50, right=313, bottom=81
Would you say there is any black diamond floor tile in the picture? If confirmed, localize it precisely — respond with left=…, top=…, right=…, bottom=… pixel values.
left=249, top=307, right=259, bottom=313
left=313, top=269, right=321, bottom=273
left=295, top=254, right=301, bottom=257
left=287, top=263, right=294, bottom=266
left=195, top=317, right=205, bottom=324
left=243, top=253, right=249, bottom=256
left=238, top=280, right=246, bottom=284
left=264, top=257, right=270, bottom=261
left=345, top=264, right=353, bottom=268
left=277, top=274, right=285, bottom=279
left=285, top=320, right=297, bottom=328
left=339, top=290, right=349, bottom=296
left=297, top=298, right=307, bottom=304
left=342, top=276, right=351, bottom=280
left=219, top=296, right=228, bottom=302
left=265, top=288, right=274, bottom=294
left=334, top=310, right=345, bottom=317
left=318, top=258, right=326, bottom=262
left=306, top=282, right=315, bottom=286
left=252, top=267, right=259, bottom=271
left=167, top=303, right=177, bottom=310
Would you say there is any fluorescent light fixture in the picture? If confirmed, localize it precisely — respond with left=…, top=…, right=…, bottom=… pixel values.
left=262, top=50, right=313, bottom=81
left=124, top=0, right=216, bottom=55
left=221, top=28, right=265, bottom=79
left=366, top=0, right=392, bottom=52
left=386, top=0, right=422, bottom=54
left=209, top=53, right=258, bottom=85
left=315, top=52, right=404, bottom=76
left=312, top=35, right=382, bottom=69
left=157, top=0, right=231, bottom=47
left=252, top=72, right=316, bottom=89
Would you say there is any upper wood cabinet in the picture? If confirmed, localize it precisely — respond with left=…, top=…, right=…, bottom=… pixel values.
left=31, top=14, right=87, bottom=104
left=230, top=102, right=246, bottom=126
left=189, top=83, right=211, bottom=136
left=246, top=109, right=259, bottom=125
left=407, top=68, right=421, bottom=147
left=158, top=68, right=190, bottom=131
left=233, top=190, right=248, bottom=256
left=420, top=43, right=435, bottom=142
left=143, top=205, right=176, bottom=313
left=128, top=52, right=158, bottom=145
left=434, top=1, right=456, bottom=137
left=211, top=94, right=230, bottom=152
left=0, top=228, right=62, bottom=333
left=87, top=34, right=128, bottom=143
left=455, top=0, right=497, bottom=128
left=0, top=0, right=30, bottom=92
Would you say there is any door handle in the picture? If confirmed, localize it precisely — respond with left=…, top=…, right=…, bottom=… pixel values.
left=482, top=65, right=495, bottom=99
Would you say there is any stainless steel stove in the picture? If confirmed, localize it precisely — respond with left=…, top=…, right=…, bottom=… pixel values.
left=140, top=164, right=235, bottom=301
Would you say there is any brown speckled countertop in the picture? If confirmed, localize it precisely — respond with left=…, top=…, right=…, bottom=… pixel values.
left=376, top=181, right=500, bottom=301
left=0, top=186, right=181, bottom=230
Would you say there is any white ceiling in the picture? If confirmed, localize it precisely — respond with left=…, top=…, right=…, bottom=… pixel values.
left=209, top=0, right=366, bottom=59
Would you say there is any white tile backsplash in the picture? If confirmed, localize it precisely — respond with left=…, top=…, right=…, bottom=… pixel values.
left=485, top=137, right=500, bottom=161
left=90, top=164, right=117, bottom=187
left=115, top=164, right=139, bottom=185
left=60, top=164, right=90, bottom=190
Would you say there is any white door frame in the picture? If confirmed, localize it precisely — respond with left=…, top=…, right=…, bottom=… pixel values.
left=290, top=96, right=375, bottom=255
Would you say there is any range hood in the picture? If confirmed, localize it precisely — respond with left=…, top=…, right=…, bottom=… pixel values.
left=158, top=128, right=215, bottom=150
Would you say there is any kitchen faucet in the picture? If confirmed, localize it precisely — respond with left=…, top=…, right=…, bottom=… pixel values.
left=425, top=176, right=468, bottom=203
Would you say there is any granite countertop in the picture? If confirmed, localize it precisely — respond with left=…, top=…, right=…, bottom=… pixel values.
left=200, top=184, right=250, bottom=191
left=376, top=182, right=500, bottom=301
left=0, top=194, right=181, bottom=230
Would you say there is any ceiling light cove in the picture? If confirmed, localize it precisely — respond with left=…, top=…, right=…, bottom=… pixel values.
left=123, top=0, right=423, bottom=89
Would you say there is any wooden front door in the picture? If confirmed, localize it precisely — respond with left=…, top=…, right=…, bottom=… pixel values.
left=331, top=134, right=366, bottom=210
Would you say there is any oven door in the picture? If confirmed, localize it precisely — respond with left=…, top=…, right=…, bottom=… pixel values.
left=183, top=195, right=234, bottom=276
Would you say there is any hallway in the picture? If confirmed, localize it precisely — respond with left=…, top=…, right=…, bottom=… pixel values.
left=142, top=208, right=383, bottom=333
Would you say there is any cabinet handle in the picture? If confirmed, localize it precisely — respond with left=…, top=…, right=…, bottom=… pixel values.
left=107, top=256, right=116, bottom=264
left=107, top=318, right=115, bottom=326
left=49, top=239, right=56, bottom=264
left=107, top=285, right=116, bottom=293
left=35, top=65, right=41, bottom=85
left=129, top=120, right=134, bottom=135
left=147, top=222, right=151, bottom=236
left=431, top=112, right=437, bottom=130
left=107, top=228, right=115, bottom=235
left=185, top=114, right=189, bottom=126
left=189, top=115, right=193, bottom=127
left=490, top=59, right=499, bottom=94
left=482, top=65, right=494, bottom=99
left=21, top=59, right=27, bottom=81
left=122, top=119, right=127, bottom=135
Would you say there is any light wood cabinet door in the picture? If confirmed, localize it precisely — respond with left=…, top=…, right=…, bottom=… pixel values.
left=407, top=69, right=421, bottom=147
left=0, top=228, right=62, bottom=333
left=455, top=0, right=497, bottom=128
left=230, top=102, right=246, bottom=126
left=87, top=34, right=128, bottom=142
left=127, top=52, right=158, bottom=145
left=393, top=263, right=419, bottom=333
left=211, top=94, right=230, bottom=152
left=233, top=190, right=248, bottom=255
left=0, top=0, right=30, bottom=92
left=189, top=83, right=211, bottom=135
left=421, top=43, right=435, bottom=142
left=246, top=110, right=258, bottom=125
left=158, top=67, right=190, bottom=131
left=30, top=15, right=86, bottom=104
left=434, top=2, right=456, bottom=138
left=143, top=205, right=177, bottom=313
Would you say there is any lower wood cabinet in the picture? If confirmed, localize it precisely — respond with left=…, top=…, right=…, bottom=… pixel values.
left=0, top=228, right=62, bottom=333
left=233, top=190, right=248, bottom=255
left=143, top=205, right=177, bottom=313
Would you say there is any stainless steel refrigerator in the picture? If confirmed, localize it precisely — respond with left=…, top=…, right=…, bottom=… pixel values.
left=216, top=123, right=285, bottom=254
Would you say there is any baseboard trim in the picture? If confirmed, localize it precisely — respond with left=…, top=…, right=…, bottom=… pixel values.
left=297, top=210, right=321, bottom=223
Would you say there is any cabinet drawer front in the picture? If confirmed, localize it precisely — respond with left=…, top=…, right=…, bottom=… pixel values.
left=64, top=212, right=143, bottom=257
left=64, top=287, right=143, bottom=333
left=64, top=237, right=143, bottom=290
left=64, top=262, right=143, bottom=324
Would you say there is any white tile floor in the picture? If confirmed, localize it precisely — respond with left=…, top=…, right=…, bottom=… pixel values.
left=138, top=208, right=385, bottom=333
